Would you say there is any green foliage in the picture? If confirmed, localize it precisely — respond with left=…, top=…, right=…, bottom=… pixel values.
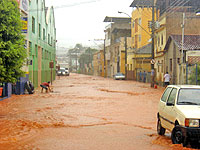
left=189, top=64, right=200, bottom=85
left=0, top=0, right=26, bottom=83
left=79, top=47, right=98, bottom=69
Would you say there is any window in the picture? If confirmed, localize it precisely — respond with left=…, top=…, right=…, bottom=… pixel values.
left=48, top=34, right=50, bottom=44
left=139, top=35, right=141, bottom=42
left=135, top=35, right=138, bottom=48
left=39, top=24, right=41, bottom=39
left=135, top=19, right=138, bottom=32
left=177, top=58, right=180, bottom=64
left=158, top=61, right=160, bottom=72
left=138, top=18, right=142, bottom=25
left=132, top=37, right=134, bottom=46
left=29, top=41, right=32, bottom=56
left=43, top=28, right=45, bottom=40
left=32, top=17, right=35, bottom=33
left=183, top=51, right=186, bottom=63
left=42, top=48, right=44, bottom=58
left=161, top=87, right=172, bottom=102
left=35, top=44, right=38, bottom=57
left=161, top=34, right=163, bottom=45
left=167, top=88, right=177, bottom=105
left=170, top=59, right=172, bottom=72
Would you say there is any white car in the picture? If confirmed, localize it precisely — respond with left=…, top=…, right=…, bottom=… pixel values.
left=57, top=68, right=69, bottom=76
left=157, top=85, right=200, bottom=147
left=114, top=73, right=125, bottom=80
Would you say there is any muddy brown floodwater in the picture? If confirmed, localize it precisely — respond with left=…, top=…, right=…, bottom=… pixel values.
left=0, top=73, right=197, bottom=150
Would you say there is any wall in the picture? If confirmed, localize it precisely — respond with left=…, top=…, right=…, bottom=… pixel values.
left=28, top=0, right=56, bottom=87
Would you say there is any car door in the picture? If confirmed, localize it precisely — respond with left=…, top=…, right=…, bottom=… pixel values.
left=163, top=88, right=178, bottom=131
left=159, top=87, right=172, bottom=128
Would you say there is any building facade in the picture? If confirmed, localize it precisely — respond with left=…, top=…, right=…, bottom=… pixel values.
left=103, top=17, right=131, bottom=78
left=28, top=0, right=56, bottom=87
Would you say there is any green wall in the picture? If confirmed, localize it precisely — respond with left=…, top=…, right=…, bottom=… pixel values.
left=28, top=0, right=56, bottom=87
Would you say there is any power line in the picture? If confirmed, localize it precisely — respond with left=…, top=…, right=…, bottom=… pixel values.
left=165, top=0, right=190, bottom=17
left=29, top=0, right=101, bottom=12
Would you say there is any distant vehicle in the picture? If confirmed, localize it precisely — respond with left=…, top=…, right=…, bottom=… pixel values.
left=57, top=68, right=69, bottom=76
left=114, top=73, right=125, bottom=80
left=157, top=85, right=200, bottom=147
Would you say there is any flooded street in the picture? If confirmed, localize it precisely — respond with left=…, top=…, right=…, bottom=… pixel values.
left=0, top=74, right=195, bottom=150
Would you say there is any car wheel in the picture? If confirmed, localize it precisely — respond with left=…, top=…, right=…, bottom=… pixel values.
left=157, top=118, right=166, bottom=135
left=171, top=126, right=183, bottom=144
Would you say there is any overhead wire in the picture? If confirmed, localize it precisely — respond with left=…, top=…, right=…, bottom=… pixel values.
left=29, top=0, right=101, bottom=12
left=161, top=0, right=186, bottom=14
left=163, top=0, right=199, bottom=33
left=165, top=0, right=190, bottom=17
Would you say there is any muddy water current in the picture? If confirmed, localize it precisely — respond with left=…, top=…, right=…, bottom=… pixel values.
left=0, top=74, right=197, bottom=150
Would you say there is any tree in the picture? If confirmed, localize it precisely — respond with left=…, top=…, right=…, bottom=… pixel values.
left=0, top=0, right=27, bottom=83
left=79, top=47, right=98, bottom=74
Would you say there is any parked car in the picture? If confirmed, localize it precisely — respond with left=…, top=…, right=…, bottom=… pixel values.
left=65, top=68, right=70, bottom=76
left=157, top=85, right=200, bottom=147
left=57, top=68, right=69, bottom=76
left=114, top=73, right=125, bottom=80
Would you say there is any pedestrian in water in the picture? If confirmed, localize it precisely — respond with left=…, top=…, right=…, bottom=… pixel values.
left=164, top=72, right=171, bottom=87
left=143, top=71, right=146, bottom=83
left=40, top=81, right=51, bottom=93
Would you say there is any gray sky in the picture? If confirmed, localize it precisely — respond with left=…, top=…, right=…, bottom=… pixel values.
left=45, top=0, right=133, bottom=48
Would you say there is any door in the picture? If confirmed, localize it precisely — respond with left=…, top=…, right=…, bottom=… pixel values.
left=38, top=46, right=42, bottom=86
left=159, top=87, right=172, bottom=128
left=163, top=88, right=178, bottom=131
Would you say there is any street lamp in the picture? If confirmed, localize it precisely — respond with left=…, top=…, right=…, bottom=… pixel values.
left=118, top=11, right=131, bottom=18
left=119, top=0, right=155, bottom=86
left=118, top=11, right=153, bottom=82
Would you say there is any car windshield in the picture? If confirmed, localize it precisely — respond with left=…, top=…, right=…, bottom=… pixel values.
left=60, top=68, right=65, bottom=71
left=116, top=73, right=123, bottom=76
left=177, top=88, right=200, bottom=105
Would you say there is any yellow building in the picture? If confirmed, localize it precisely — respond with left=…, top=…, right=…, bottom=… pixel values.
left=92, top=50, right=105, bottom=77
left=103, top=16, right=131, bottom=78
left=127, top=7, right=155, bottom=80
left=131, top=8, right=152, bottom=49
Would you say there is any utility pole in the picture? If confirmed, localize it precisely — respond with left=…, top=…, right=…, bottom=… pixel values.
left=104, top=39, right=106, bottom=78
left=151, top=0, right=155, bottom=87
left=181, top=13, right=185, bottom=84
left=125, top=36, right=127, bottom=80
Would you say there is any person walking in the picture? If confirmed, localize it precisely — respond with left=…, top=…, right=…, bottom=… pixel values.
left=164, top=72, right=171, bottom=87
left=143, top=71, right=147, bottom=83
left=40, top=81, right=51, bottom=93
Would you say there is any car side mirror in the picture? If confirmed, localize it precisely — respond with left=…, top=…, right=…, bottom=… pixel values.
left=166, top=102, right=174, bottom=106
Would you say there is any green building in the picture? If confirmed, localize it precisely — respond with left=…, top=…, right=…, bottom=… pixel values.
left=28, top=0, right=56, bottom=87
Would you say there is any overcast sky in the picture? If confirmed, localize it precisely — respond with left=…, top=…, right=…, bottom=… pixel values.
left=45, top=0, right=133, bottom=49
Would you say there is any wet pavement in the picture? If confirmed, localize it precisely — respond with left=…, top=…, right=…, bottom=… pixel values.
left=0, top=73, right=196, bottom=150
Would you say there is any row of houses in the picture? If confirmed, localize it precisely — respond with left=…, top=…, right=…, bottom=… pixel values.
left=93, top=0, right=200, bottom=86
left=4, top=0, right=56, bottom=97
